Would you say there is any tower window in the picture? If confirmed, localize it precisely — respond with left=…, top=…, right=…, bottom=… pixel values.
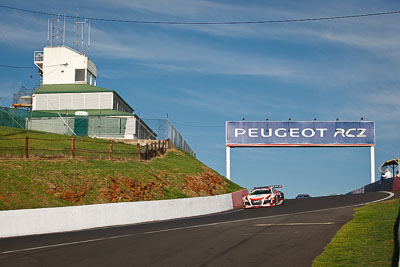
left=75, top=69, right=85, bottom=81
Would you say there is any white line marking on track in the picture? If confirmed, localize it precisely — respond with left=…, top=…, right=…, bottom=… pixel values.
left=254, top=222, right=335, bottom=226
left=0, top=191, right=394, bottom=255
left=0, top=234, right=135, bottom=255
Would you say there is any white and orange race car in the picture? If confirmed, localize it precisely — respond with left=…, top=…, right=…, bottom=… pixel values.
left=242, top=185, right=284, bottom=208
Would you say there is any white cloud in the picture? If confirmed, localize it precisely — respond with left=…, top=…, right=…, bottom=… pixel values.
left=0, top=12, right=47, bottom=48
left=89, top=25, right=299, bottom=78
left=1, top=1, right=400, bottom=108
left=2, top=1, right=399, bottom=86
left=332, top=86, right=400, bottom=141
left=160, top=87, right=300, bottom=119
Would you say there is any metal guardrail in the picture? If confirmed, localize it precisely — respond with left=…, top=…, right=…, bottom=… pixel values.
left=34, top=51, right=44, bottom=62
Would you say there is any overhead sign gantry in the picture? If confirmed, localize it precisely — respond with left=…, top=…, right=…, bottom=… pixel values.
left=225, top=121, right=376, bottom=182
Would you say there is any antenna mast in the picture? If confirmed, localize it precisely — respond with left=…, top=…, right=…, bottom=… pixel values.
left=48, top=15, right=66, bottom=47
left=73, top=15, right=91, bottom=55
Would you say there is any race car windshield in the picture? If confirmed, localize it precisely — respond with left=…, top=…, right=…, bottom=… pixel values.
left=250, top=189, right=271, bottom=195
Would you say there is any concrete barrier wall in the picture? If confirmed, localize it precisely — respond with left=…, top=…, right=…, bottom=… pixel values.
left=393, top=177, right=400, bottom=192
left=350, top=177, right=400, bottom=194
left=0, top=193, right=236, bottom=238
left=231, top=189, right=248, bottom=209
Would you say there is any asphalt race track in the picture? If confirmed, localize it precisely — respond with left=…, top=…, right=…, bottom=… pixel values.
left=0, top=191, right=396, bottom=267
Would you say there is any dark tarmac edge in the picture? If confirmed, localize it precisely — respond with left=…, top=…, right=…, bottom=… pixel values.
left=0, top=191, right=397, bottom=267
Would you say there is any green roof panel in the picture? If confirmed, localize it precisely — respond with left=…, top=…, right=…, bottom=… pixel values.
left=34, top=84, right=113, bottom=94
left=32, top=109, right=134, bottom=118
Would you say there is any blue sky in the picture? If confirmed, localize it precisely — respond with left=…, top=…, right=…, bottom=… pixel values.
left=1, top=0, right=399, bottom=198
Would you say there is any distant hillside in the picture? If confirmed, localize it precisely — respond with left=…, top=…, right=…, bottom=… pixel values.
left=0, top=126, right=242, bottom=210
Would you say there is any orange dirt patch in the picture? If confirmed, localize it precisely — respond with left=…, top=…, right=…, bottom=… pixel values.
left=0, top=193, right=10, bottom=207
left=100, top=176, right=170, bottom=202
left=181, top=168, right=227, bottom=197
left=45, top=166, right=227, bottom=204
left=46, top=181, right=93, bottom=204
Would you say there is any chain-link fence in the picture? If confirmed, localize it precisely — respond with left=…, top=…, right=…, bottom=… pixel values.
left=27, top=114, right=128, bottom=138
left=142, top=118, right=196, bottom=158
left=0, top=106, right=29, bottom=129
left=0, top=106, right=196, bottom=158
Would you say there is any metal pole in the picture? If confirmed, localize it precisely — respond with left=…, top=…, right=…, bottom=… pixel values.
left=226, top=146, right=231, bottom=180
left=71, top=137, right=75, bottom=159
left=370, top=146, right=375, bottom=183
left=109, top=140, right=113, bottom=161
left=63, top=15, right=66, bottom=46
left=137, top=143, right=141, bottom=161
left=57, top=113, right=76, bottom=135
left=88, top=21, right=90, bottom=56
left=24, top=136, right=29, bottom=159
left=47, top=18, right=50, bottom=45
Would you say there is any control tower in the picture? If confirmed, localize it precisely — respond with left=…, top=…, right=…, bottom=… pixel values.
left=34, top=46, right=97, bottom=86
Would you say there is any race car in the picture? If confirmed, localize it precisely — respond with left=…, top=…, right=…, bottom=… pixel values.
left=242, top=185, right=284, bottom=208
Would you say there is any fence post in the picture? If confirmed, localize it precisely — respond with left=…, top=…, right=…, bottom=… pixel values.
left=71, top=137, right=75, bottom=159
left=137, top=143, right=141, bottom=161
left=109, top=140, right=113, bottom=160
left=158, top=140, right=161, bottom=155
left=146, top=143, right=149, bottom=160
left=24, top=136, right=29, bottom=159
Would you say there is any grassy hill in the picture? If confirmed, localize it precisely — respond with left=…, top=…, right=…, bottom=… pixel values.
left=0, top=126, right=242, bottom=210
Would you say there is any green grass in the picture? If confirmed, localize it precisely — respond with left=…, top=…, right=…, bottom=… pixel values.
left=0, top=126, right=139, bottom=159
left=0, top=126, right=243, bottom=210
left=313, top=198, right=400, bottom=266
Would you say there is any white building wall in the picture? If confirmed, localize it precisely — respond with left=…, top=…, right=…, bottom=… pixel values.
left=124, top=117, right=136, bottom=139
left=72, top=94, right=84, bottom=109
left=100, top=93, right=113, bottom=108
left=47, top=94, right=59, bottom=110
left=32, top=94, right=46, bottom=110
left=85, top=93, right=99, bottom=109
left=29, top=117, right=75, bottom=135
left=42, top=46, right=97, bottom=85
left=32, top=92, right=114, bottom=111
left=59, top=94, right=73, bottom=110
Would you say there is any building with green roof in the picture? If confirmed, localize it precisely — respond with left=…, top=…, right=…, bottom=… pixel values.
left=30, top=46, right=156, bottom=140
left=33, top=84, right=134, bottom=114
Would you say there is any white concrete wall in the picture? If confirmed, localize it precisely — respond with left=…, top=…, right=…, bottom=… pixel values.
left=124, top=117, right=136, bottom=139
left=0, top=194, right=234, bottom=238
left=29, top=117, right=75, bottom=135
left=33, top=92, right=113, bottom=111
left=42, top=46, right=97, bottom=85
